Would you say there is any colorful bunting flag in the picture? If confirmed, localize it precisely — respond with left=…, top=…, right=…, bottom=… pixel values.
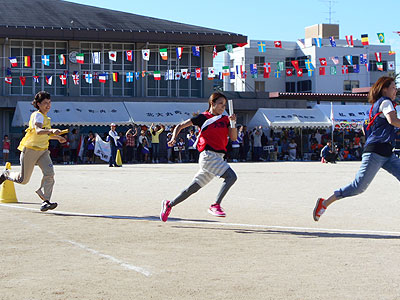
left=330, top=56, right=339, bottom=65
left=24, top=56, right=31, bottom=67
left=361, top=34, right=369, bottom=45
left=175, top=72, right=182, bottom=80
left=192, top=46, right=200, bottom=57
left=342, top=65, right=348, bottom=74
left=330, top=66, right=336, bottom=75
left=142, top=49, right=150, bottom=61
left=329, top=36, right=336, bottom=47
left=208, top=67, right=215, bottom=79
left=92, top=52, right=100, bottom=64
left=257, top=41, right=266, bottom=52
left=314, top=38, right=322, bottom=48
left=360, top=54, right=368, bottom=66
left=9, top=57, right=17, bottom=67
left=99, top=73, right=107, bottom=83
left=319, top=58, right=327, bottom=66
left=250, top=64, right=257, bottom=75
left=181, top=69, right=188, bottom=79
left=389, top=51, right=396, bottom=55
left=85, top=73, right=92, bottom=84
left=263, top=63, right=271, bottom=73
left=59, top=74, right=67, bottom=85
left=5, top=77, right=12, bottom=84
left=308, top=69, right=314, bottom=77
left=274, top=41, right=282, bottom=48
left=59, top=54, right=66, bottom=65
left=135, top=72, right=140, bottom=80
left=345, top=35, right=354, bottom=47
left=305, top=59, right=313, bottom=70
left=195, top=68, right=202, bottom=80
left=126, top=72, right=134, bottom=82
left=376, top=62, right=383, bottom=71
left=296, top=69, right=303, bottom=77
left=72, top=73, right=79, bottom=85
left=291, top=60, right=300, bottom=70
left=319, top=67, right=325, bottom=75
left=375, top=52, right=382, bottom=62
left=19, top=76, right=26, bottom=86
left=345, top=55, right=353, bottom=65
left=45, top=75, right=53, bottom=85
left=153, top=71, right=161, bottom=81
left=377, top=33, right=385, bottom=43
left=353, top=64, right=360, bottom=73
left=222, top=66, right=230, bottom=76
left=230, top=70, right=235, bottom=79
left=41, top=55, right=50, bottom=66
left=76, top=53, right=84, bottom=64
left=225, top=44, right=233, bottom=53
left=286, top=68, right=293, bottom=77
left=274, top=70, right=281, bottom=78
left=33, top=75, right=40, bottom=83
left=237, top=43, right=248, bottom=47
left=126, top=50, right=133, bottom=62
left=388, top=61, right=395, bottom=70
left=277, top=61, right=284, bottom=71
left=213, top=45, right=217, bottom=59
left=176, top=47, right=183, bottom=60
left=160, top=48, right=168, bottom=60
left=109, top=51, right=117, bottom=62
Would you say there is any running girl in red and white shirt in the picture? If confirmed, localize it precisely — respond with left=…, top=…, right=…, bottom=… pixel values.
left=160, top=92, right=238, bottom=221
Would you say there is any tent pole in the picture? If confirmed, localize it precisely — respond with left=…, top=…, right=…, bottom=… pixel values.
left=300, top=128, right=303, bottom=160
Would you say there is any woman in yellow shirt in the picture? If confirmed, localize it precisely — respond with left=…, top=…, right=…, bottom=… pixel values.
left=149, top=123, right=164, bottom=163
left=0, top=91, right=66, bottom=211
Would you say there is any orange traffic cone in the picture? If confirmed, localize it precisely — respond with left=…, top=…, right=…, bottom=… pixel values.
left=0, top=162, right=18, bottom=203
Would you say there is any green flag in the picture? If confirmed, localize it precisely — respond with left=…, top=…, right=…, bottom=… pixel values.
left=330, top=66, right=336, bottom=75
left=277, top=61, right=284, bottom=71
left=225, top=44, right=233, bottom=53
left=377, top=33, right=385, bottom=43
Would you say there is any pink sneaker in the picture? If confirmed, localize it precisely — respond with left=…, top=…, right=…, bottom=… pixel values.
left=160, top=200, right=172, bottom=222
left=313, top=198, right=327, bottom=221
left=208, top=204, right=226, bottom=217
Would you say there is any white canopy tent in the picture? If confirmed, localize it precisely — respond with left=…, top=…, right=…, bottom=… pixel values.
left=11, top=102, right=132, bottom=127
left=248, top=108, right=331, bottom=129
left=123, top=102, right=208, bottom=125
left=316, top=104, right=369, bottom=130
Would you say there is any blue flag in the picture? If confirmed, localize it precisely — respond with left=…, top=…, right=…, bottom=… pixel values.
left=230, top=71, right=235, bottom=79
left=314, top=38, right=322, bottom=48
left=250, top=64, right=257, bottom=74
left=329, top=36, right=336, bottom=47
left=345, top=55, right=353, bottom=65
left=191, top=46, right=200, bottom=57
left=353, top=64, right=360, bottom=73
left=135, top=72, right=140, bottom=80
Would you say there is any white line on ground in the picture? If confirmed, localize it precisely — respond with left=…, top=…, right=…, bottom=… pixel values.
left=1, top=204, right=152, bottom=277
left=2, top=203, right=400, bottom=237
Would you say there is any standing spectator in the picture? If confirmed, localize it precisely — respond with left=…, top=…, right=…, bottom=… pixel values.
left=231, top=132, right=240, bottom=162
left=86, top=132, right=95, bottom=164
left=141, top=138, right=150, bottom=163
left=288, top=139, right=297, bottom=161
left=138, top=130, right=149, bottom=163
left=166, top=132, right=174, bottom=163
left=125, top=127, right=138, bottom=163
left=252, top=126, right=263, bottom=161
left=117, top=131, right=126, bottom=162
left=281, top=138, right=289, bottom=160
left=69, top=128, right=79, bottom=164
left=187, top=129, right=197, bottom=162
left=107, top=123, right=120, bottom=167
left=237, top=126, right=244, bottom=161
left=61, top=134, right=70, bottom=164
left=2, top=135, right=10, bottom=165
left=149, top=123, right=165, bottom=163
left=241, top=126, right=250, bottom=161
left=176, top=137, right=185, bottom=163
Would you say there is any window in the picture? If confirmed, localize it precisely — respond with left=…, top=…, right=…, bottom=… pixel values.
left=255, top=81, right=265, bottom=92
left=286, top=82, right=296, bottom=92
left=368, top=60, right=387, bottom=72
left=297, top=80, right=312, bottom=92
left=254, top=56, right=265, bottom=75
left=343, top=80, right=359, bottom=93
left=296, top=56, right=309, bottom=69
left=285, top=57, right=295, bottom=68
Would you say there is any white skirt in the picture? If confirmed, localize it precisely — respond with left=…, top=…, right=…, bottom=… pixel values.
left=193, top=150, right=229, bottom=187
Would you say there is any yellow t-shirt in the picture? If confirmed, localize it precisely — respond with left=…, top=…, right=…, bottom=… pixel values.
left=18, top=111, right=51, bottom=151
left=150, top=127, right=164, bottom=144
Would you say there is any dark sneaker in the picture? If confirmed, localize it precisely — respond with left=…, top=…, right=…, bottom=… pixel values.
left=160, top=200, right=172, bottom=222
left=0, top=170, right=9, bottom=185
left=40, top=201, right=58, bottom=212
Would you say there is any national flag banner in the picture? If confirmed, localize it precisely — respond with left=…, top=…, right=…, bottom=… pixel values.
left=6, top=68, right=11, bottom=76
left=342, top=65, right=348, bottom=74
left=222, top=66, right=230, bottom=76
left=319, top=67, right=325, bottom=75
left=5, top=76, right=12, bottom=84
left=126, top=72, right=134, bottom=82
left=353, top=64, right=360, bottom=73
left=263, top=69, right=270, bottom=78
left=296, top=69, right=303, bottom=77
left=377, top=33, right=385, bottom=43
left=274, top=41, right=282, bottom=48
left=92, top=52, right=100, bottom=64
left=135, top=72, right=140, bottom=80
left=85, top=73, right=92, bottom=84
left=33, top=75, right=40, bottom=83
left=277, top=61, right=284, bottom=71
left=389, top=51, right=396, bottom=55
left=236, top=65, right=240, bottom=75
left=99, top=73, right=107, bottom=83
left=394, top=31, right=400, bottom=36
left=160, top=48, right=168, bottom=60
left=125, top=50, right=133, bottom=62
left=142, top=49, right=150, bottom=61
left=225, top=44, right=233, bottom=53
left=195, top=68, right=202, bottom=80
left=192, top=46, right=200, bottom=57
left=250, top=64, right=257, bottom=74
left=314, top=38, right=322, bottom=48
left=41, top=55, right=50, bottom=66
left=142, top=71, right=147, bottom=78
left=176, top=47, right=183, bottom=60
left=330, top=56, right=339, bottom=65
left=308, top=69, right=314, bottom=77
left=319, top=58, right=327, bottom=66
left=208, top=67, right=215, bottom=79
left=241, top=70, right=247, bottom=79
left=329, top=36, right=336, bottom=47
left=45, top=75, right=53, bottom=85
left=257, top=41, right=266, bottom=52
left=263, top=62, right=271, bottom=73
left=186, top=72, right=191, bottom=79
left=59, top=54, right=66, bottom=65
left=72, top=73, right=80, bottom=85
left=175, top=72, right=182, bottom=80
left=76, top=53, right=84, bottom=64
left=112, top=72, right=118, bottom=82
left=24, top=56, right=31, bottom=67
left=375, top=52, right=382, bottom=62
left=181, top=69, right=188, bottom=79
left=345, top=35, right=354, bottom=47
left=230, top=71, right=235, bottom=79
left=153, top=71, right=161, bottom=80
left=109, top=51, right=117, bottom=62
left=237, top=42, right=248, bottom=47
left=19, top=76, right=26, bottom=86
left=376, top=62, right=383, bottom=71
left=219, top=72, right=223, bottom=82
left=9, top=57, right=18, bottom=67
left=360, top=54, right=368, bottom=65
left=345, top=55, right=353, bottom=65
left=59, top=74, right=67, bottom=85
left=286, top=68, right=293, bottom=77
left=305, top=59, right=313, bottom=70
left=213, top=45, right=217, bottom=59
left=167, top=70, right=174, bottom=80
left=291, top=60, right=300, bottom=70
left=274, top=70, right=281, bottom=78
left=388, top=61, right=395, bottom=70
left=330, top=66, right=337, bottom=75
left=361, top=34, right=369, bottom=45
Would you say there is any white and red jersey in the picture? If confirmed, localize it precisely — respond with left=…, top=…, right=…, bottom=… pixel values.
left=191, top=111, right=230, bottom=153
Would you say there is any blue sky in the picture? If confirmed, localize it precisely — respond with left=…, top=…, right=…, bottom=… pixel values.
left=68, top=0, right=400, bottom=70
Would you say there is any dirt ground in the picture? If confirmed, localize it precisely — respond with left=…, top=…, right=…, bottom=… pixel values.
left=1, top=161, right=400, bottom=300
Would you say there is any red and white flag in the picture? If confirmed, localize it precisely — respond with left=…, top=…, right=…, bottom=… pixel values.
left=108, top=51, right=117, bottom=62
left=286, top=69, right=293, bottom=77
left=5, top=76, right=12, bottom=84
left=319, top=58, right=327, bottom=66
left=296, top=69, right=303, bottom=77
left=126, top=50, right=133, bottom=62
left=195, top=68, right=202, bottom=80
left=274, top=41, right=282, bottom=48
left=342, top=65, right=348, bottom=74
left=59, top=74, right=67, bottom=85
left=345, top=35, right=354, bottom=47
left=213, top=45, right=217, bottom=59
left=375, top=52, right=382, bottom=62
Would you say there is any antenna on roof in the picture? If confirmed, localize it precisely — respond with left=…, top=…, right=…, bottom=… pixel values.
left=319, top=0, right=338, bottom=24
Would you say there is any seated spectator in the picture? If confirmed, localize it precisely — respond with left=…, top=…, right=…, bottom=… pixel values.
left=321, top=141, right=337, bottom=163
